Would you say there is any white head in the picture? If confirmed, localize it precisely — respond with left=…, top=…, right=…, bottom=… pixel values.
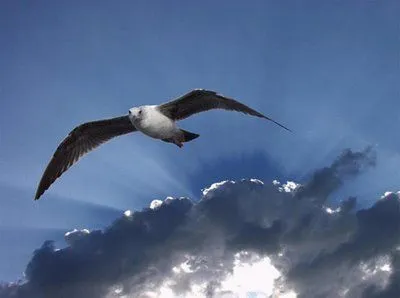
left=128, top=106, right=144, bottom=122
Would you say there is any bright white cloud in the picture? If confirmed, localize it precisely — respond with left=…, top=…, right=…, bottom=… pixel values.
left=201, top=180, right=232, bottom=197
left=219, top=252, right=281, bottom=297
left=278, top=181, right=300, bottom=193
left=149, top=200, right=163, bottom=210
left=139, top=251, right=296, bottom=298
left=123, top=210, right=133, bottom=217
left=325, top=207, right=341, bottom=214
left=64, top=228, right=90, bottom=246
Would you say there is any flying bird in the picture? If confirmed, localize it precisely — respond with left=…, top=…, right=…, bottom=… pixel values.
left=34, top=89, right=291, bottom=200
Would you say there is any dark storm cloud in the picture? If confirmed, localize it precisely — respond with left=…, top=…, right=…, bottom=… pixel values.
left=295, top=146, right=376, bottom=203
left=1, top=148, right=398, bottom=298
left=286, top=191, right=400, bottom=298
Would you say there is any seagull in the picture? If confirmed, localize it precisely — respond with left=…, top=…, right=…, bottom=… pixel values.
left=34, top=89, right=291, bottom=200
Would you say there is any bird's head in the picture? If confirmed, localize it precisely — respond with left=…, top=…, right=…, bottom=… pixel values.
left=128, top=107, right=143, bottom=121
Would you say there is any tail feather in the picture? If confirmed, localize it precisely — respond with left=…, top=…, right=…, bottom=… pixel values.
left=180, top=129, right=200, bottom=142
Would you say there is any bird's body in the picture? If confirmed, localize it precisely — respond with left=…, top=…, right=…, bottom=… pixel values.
left=34, top=89, right=291, bottom=200
left=129, top=105, right=178, bottom=140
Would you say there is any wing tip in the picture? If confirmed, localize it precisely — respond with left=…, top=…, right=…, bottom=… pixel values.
left=262, top=116, right=292, bottom=132
left=277, top=123, right=293, bottom=133
left=34, top=181, right=47, bottom=200
left=34, top=190, right=42, bottom=201
left=282, top=125, right=293, bottom=133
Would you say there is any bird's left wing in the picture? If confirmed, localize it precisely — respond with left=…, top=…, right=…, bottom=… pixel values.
left=34, top=115, right=136, bottom=200
left=157, top=89, right=291, bottom=132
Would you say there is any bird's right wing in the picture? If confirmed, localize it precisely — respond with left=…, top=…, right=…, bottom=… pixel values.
left=34, top=115, right=136, bottom=200
left=158, top=89, right=291, bottom=132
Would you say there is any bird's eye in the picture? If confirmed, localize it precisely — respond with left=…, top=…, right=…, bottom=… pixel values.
left=138, top=110, right=142, bottom=114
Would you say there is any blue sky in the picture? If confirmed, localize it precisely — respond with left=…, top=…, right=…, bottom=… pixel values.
left=0, top=0, right=398, bottom=282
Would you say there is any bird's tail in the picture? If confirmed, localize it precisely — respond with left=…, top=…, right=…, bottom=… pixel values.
left=180, top=129, right=200, bottom=142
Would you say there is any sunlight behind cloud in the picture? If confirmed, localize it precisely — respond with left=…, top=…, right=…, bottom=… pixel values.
left=149, top=200, right=163, bottom=210
left=219, top=252, right=281, bottom=297
left=123, top=210, right=133, bottom=217
left=201, top=180, right=232, bottom=197
left=139, top=251, right=296, bottom=298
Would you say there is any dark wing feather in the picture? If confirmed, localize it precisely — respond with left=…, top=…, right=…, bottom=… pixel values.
left=34, top=115, right=136, bottom=200
left=157, top=89, right=291, bottom=132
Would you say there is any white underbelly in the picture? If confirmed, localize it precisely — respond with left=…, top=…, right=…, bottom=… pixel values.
left=136, top=116, right=177, bottom=139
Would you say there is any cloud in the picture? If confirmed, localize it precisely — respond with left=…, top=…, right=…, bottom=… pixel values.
left=1, top=148, right=399, bottom=298
left=295, top=146, right=376, bottom=202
